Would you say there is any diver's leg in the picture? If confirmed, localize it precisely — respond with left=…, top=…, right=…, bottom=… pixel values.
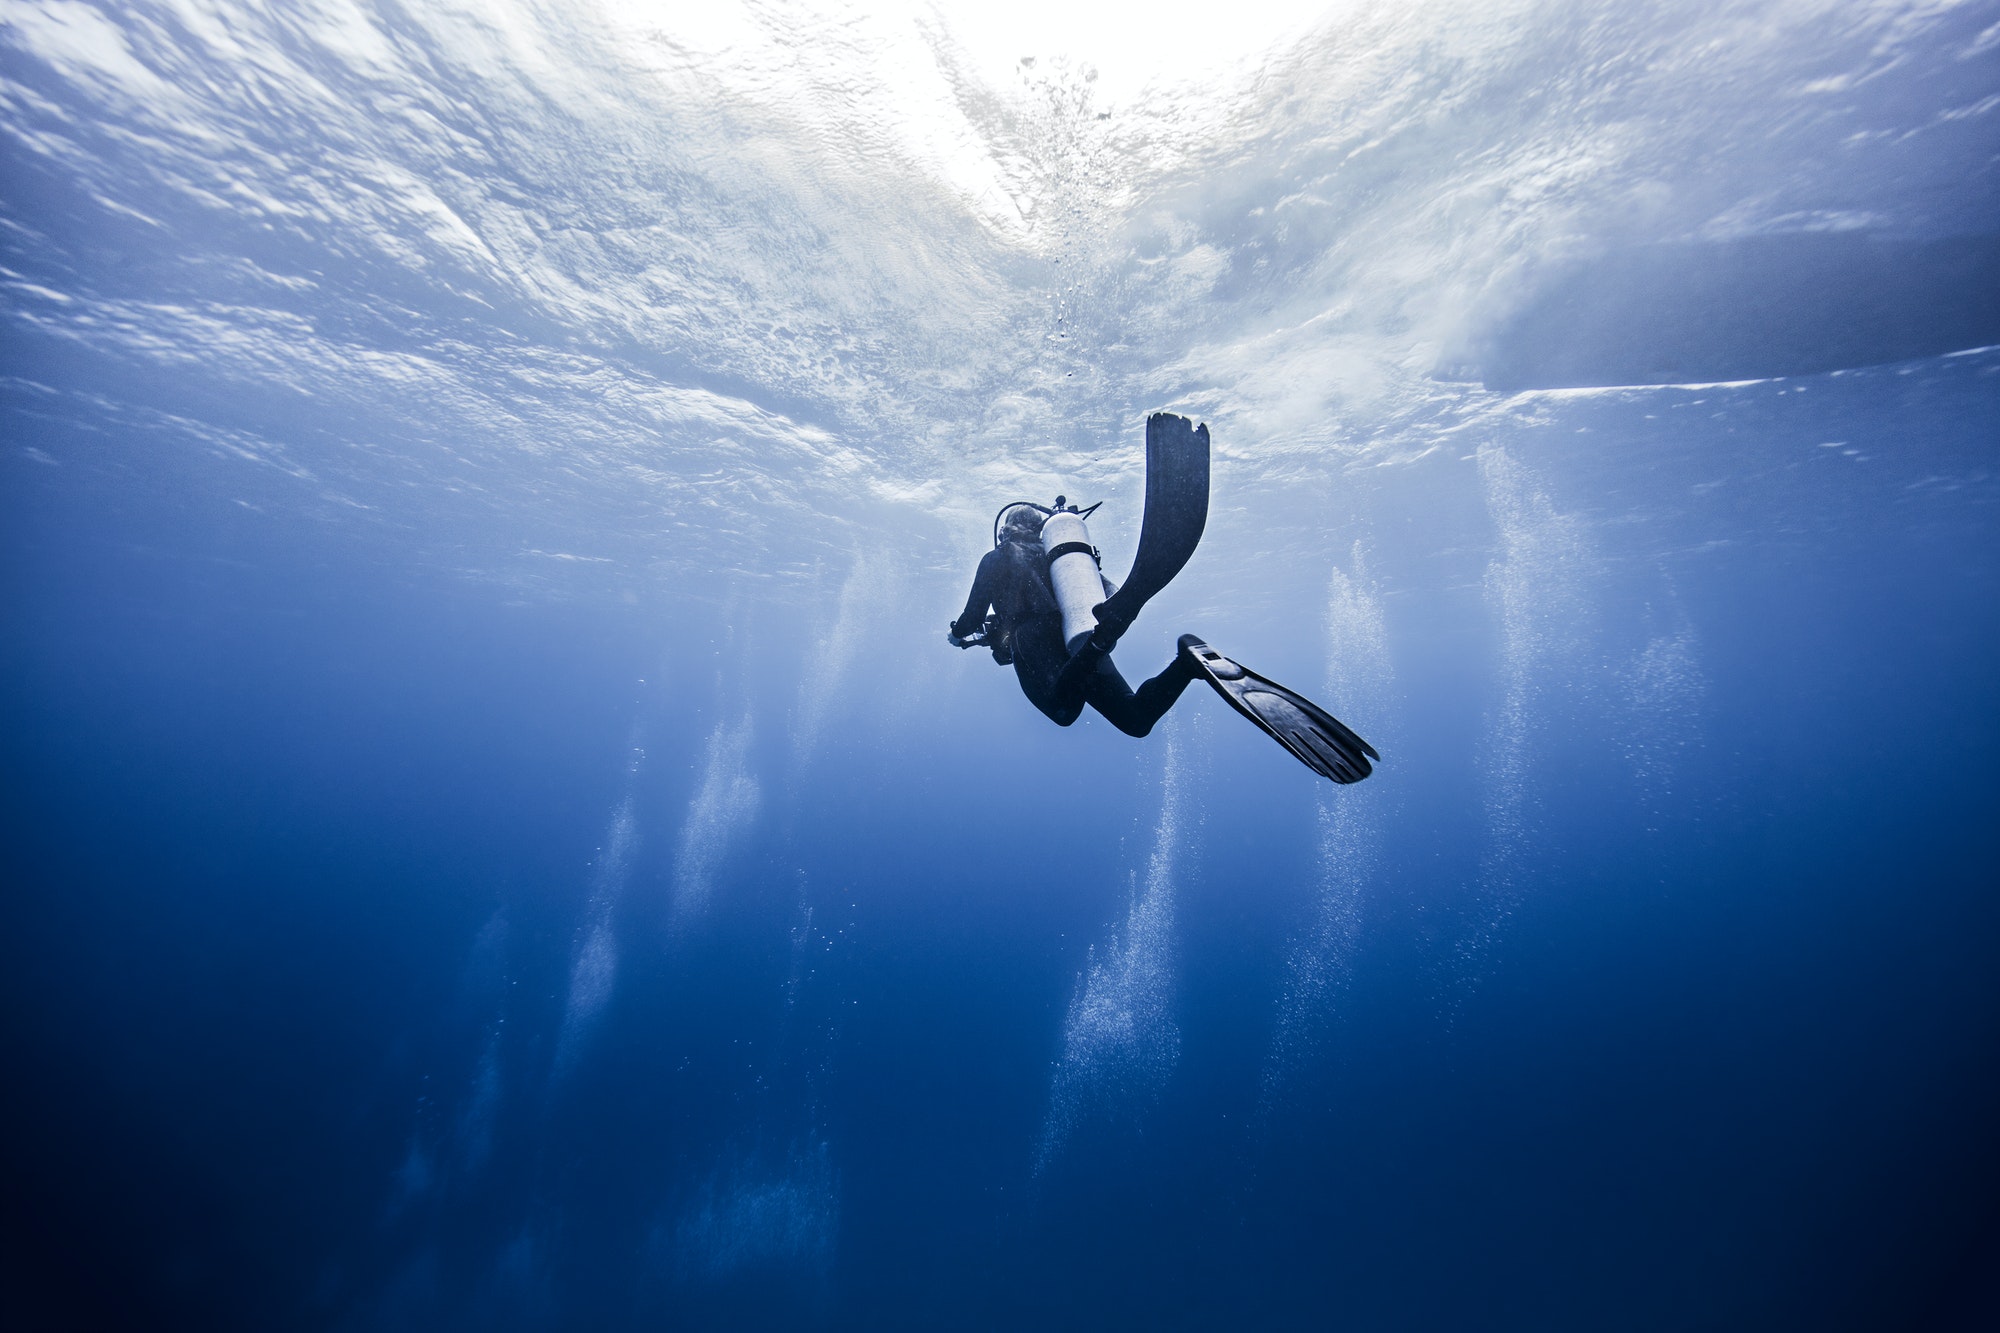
left=1131, top=650, right=1199, bottom=723
left=1082, top=649, right=1198, bottom=738
left=1021, top=658, right=1086, bottom=726
left=1052, top=640, right=1102, bottom=706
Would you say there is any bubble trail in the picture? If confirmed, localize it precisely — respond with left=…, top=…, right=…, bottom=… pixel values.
left=670, top=715, right=762, bottom=926
left=1257, top=543, right=1395, bottom=1123
left=1035, top=732, right=1186, bottom=1175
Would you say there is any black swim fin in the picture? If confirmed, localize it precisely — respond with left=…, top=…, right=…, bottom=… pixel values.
left=1179, top=636, right=1379, bottom=784
left=1089, top=413, right=1210, bottom=651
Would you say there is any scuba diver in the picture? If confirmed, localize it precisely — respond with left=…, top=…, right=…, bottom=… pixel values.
left=947, top=413, right=1378, bottom=784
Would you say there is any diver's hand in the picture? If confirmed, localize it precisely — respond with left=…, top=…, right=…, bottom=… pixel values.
left=947, top=626, right=972, bottom=649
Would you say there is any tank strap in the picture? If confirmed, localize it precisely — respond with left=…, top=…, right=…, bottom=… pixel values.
left=1045, top=540, right=1099, bottom=566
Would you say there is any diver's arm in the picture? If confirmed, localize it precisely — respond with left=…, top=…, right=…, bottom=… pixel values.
left=948, top=549, right=1003, bottom=644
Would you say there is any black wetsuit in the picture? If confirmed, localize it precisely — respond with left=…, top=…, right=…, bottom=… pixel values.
left=951, top=539, right=1196, bottom=736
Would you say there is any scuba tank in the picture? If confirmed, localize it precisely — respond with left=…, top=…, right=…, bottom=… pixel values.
left=994, top=496, right=1105, bottom=654
left=1040, top=504, right=1102, bottom=653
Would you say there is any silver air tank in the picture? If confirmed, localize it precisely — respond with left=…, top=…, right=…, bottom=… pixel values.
left=1040, top=508, right=1102, bottom=652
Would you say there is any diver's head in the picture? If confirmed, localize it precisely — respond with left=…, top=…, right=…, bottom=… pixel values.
left=1000, top=506, right=1045, bottom=547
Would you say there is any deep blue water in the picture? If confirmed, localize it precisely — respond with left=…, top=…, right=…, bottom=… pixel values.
left=5, top=2, right=2000, bottom=1329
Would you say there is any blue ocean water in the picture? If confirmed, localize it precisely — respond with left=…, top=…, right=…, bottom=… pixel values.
left=3, top=2, right=1998, bottom=1329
